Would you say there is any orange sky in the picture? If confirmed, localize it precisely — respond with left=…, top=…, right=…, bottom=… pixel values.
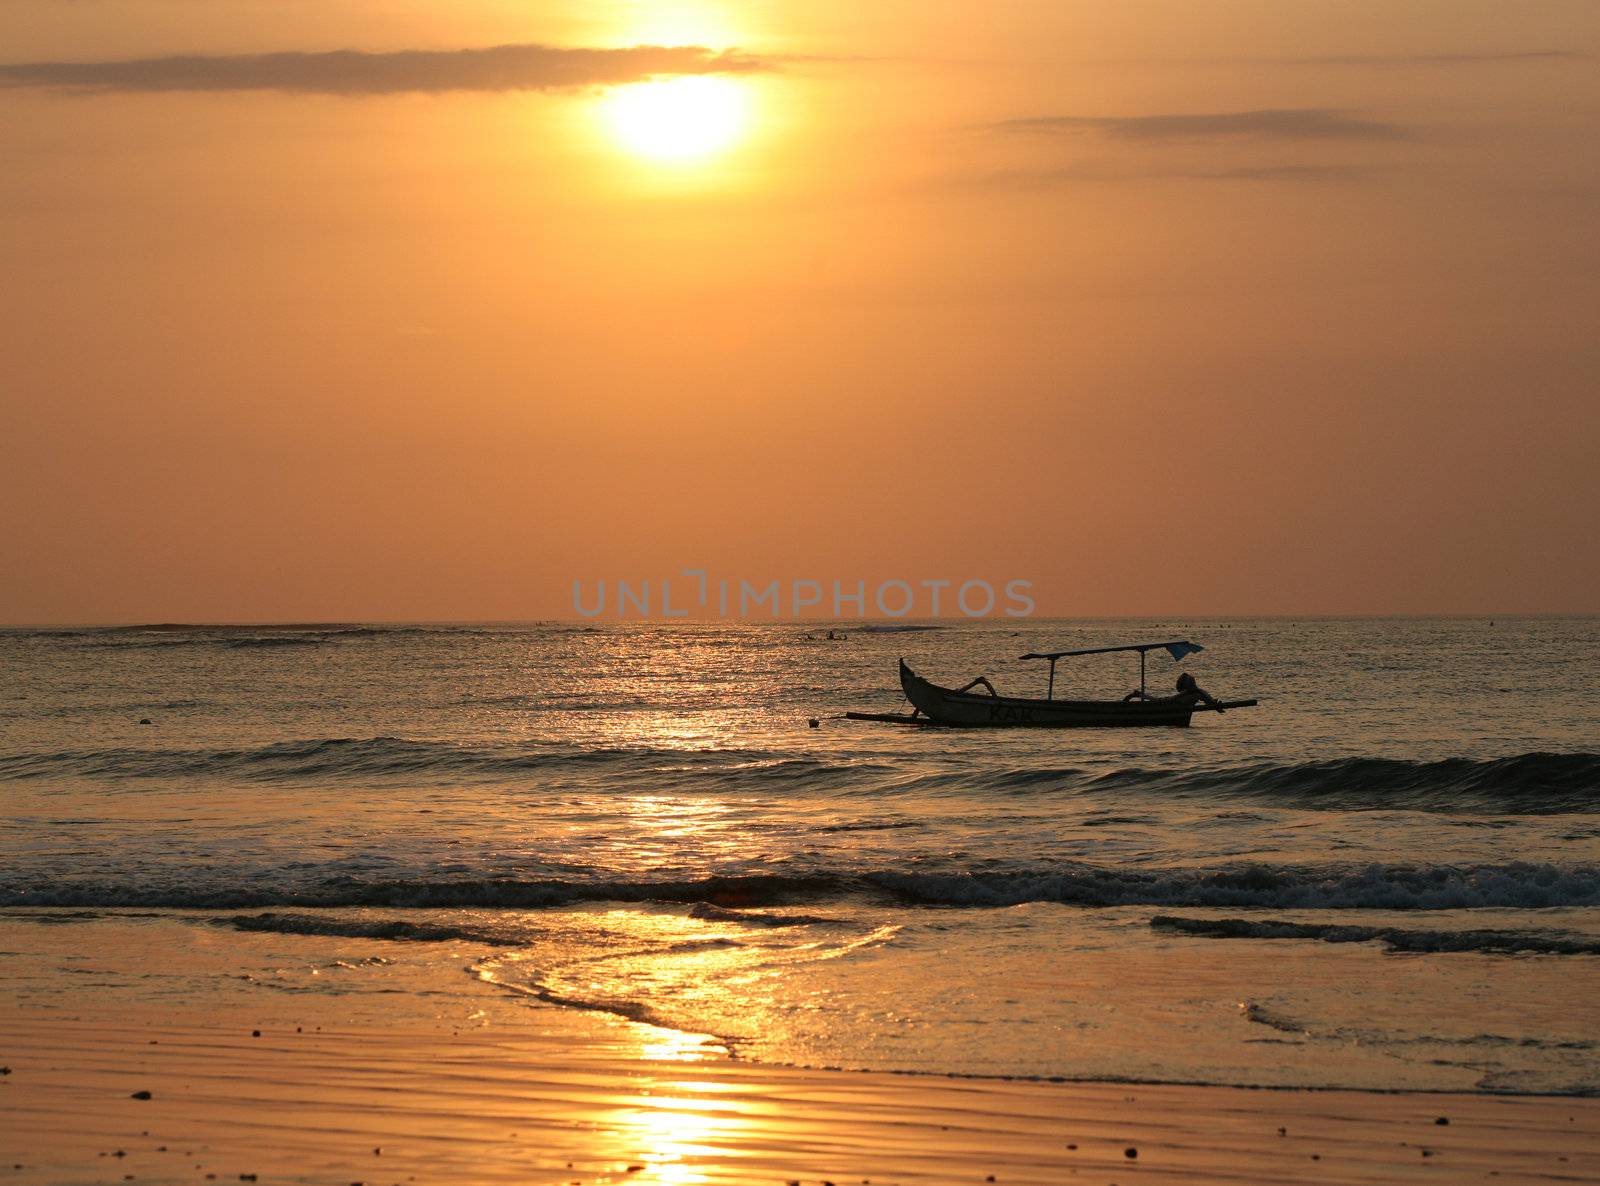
left=2, top=1, right=1597, bottom=621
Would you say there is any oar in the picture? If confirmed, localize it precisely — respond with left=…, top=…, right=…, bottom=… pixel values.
left=1193, top=698, right=1259, bottom=712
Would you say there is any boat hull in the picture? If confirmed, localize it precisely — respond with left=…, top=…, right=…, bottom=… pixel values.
left=900, top=660, right=1196, bottom=728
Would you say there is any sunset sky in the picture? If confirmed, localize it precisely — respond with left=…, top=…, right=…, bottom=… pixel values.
left=3, top=1, right=1597, bottom=622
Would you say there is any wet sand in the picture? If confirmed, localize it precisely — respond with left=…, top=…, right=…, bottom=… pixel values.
left=3, top=1002, right=1596, bottom=1186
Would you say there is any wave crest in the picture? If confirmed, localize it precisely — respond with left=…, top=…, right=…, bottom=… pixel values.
left=939, top=752, right=1600, bottom=813
left=0, top=737, right=856, bottom=785
left=223, top=911, right=526, bottom=945
left=1152, top=914, right=1600, bottom=956
left=4, top=861, right=1597, bottom=911
left=2, top=741, right=1595, bottom=814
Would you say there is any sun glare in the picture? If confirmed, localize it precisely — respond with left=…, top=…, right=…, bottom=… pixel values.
left=603, top=76, right=750, bottom=164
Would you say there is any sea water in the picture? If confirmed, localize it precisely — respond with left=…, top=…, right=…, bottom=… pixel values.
left=2, top=617, right=1597, bottom=1092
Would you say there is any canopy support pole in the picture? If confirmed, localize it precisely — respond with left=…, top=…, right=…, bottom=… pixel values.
left=1140, top=650, right=1146, bottom=697
left=1047, top=657, right=1057, bottom=700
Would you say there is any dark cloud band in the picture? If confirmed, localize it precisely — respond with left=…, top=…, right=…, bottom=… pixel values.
left=0, top=43, right=767, bottom=95
left=997, top=108, right=1405, bottom=142
left=1281, top=50, right=1579, bottom=66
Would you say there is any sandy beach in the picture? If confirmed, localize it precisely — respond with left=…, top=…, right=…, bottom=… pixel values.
left=4, top=996, right=1596, bottom=1186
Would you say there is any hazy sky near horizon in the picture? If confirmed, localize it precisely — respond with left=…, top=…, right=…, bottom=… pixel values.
left=3, top=1, right=1597, bottom=622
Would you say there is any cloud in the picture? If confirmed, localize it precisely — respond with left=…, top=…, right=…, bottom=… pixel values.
left=1177, top=163, right=1378, bottom=182
left=1275, top=50, right=1581, bottom=66
left=1113, top=50, right=1582, bottom=69
left=997, top=108, right=1406, bottom=142
left=0, top=43, right=767, bottom=95
left=963, top=161, right=1380, bottom=191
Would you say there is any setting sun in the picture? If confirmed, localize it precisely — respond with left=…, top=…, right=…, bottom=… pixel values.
left=602, top=75, right=750, bottom=162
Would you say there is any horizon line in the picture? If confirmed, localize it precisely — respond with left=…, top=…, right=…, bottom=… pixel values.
left=2, top=611, right=1592, bottom=630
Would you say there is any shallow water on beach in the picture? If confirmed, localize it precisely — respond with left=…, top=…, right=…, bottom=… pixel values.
left=2, top=617, right=1598, bottom=1092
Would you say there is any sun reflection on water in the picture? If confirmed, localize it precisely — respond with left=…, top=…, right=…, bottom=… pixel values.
left=608, top=1085, right=767, bottom=1184
left=634, top=1027, right=726, bottom=1064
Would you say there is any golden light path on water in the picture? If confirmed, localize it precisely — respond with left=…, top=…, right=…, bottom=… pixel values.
left=609, top=1082, right=764, bottom=1185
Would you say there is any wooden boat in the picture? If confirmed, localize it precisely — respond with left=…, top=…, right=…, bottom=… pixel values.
left=897, top=640, right=1256, bottom=728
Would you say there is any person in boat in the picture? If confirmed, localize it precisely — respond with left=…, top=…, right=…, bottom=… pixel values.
left=1124, top=671, right=1225, bottom=712
left=1175, top=671, right=1225, bottom=712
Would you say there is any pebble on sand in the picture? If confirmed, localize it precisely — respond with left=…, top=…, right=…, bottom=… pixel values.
left=130, top=1090, right=152, bottom=1100
left=1436, top=1116, right=1450, bottom=1125
left=1124, top=1147, right=1138, bottom=1159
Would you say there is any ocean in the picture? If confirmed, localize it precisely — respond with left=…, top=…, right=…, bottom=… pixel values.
left=2, top=617, right=1597, bottom=1094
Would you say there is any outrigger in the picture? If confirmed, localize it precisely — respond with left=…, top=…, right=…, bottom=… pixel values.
left=854, top=640, right=1257, bottom=728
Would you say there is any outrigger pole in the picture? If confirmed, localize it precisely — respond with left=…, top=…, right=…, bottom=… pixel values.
left=1018, top=640, right=1205, bottom=702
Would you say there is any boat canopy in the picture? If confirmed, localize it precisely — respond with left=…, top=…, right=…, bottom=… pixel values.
left=1019, top=640, right=1204, bottom=663
left=1018, top=639, right=1204, bottom=699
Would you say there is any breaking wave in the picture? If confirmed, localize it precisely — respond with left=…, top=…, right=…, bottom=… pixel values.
left=0, top=737, right=877, bottom=787
left=1115, top=752, right=1600, bottom=813
left=1151, top=915, right=1600, bottom=956
left=1, top=741, right=1595, bottom=813
left=946, top=751, right=1600, bottom=813
left=868, top=861, right=1600, bottom=910
left=222, top=911, right=526, bottom=945
left=5, top=860, right=1598, bottom=911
